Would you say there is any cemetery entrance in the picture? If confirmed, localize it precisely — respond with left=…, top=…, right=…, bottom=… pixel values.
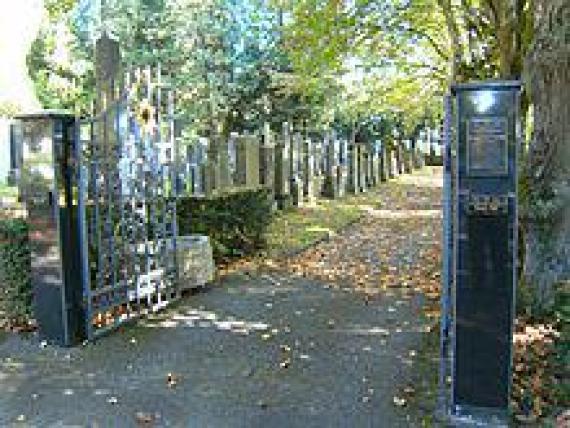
left=17, top=64, right=179, bottom=346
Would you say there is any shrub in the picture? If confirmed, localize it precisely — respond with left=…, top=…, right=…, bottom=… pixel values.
left=0, top=218, right=32, bottom=327
left=177, top=188, right=274, bottom=262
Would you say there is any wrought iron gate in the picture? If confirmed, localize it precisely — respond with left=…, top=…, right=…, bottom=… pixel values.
left=78, top=66, right=179, bottom=340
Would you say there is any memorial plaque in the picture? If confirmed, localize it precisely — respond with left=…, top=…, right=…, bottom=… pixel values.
left=467, top=117, right=508, bottom=176
left=441, top=81, right=521, bottom=425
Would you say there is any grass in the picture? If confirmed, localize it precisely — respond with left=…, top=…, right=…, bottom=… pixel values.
left=265, top=170, right=436, bottom=256
left=266, top=199, right=362, bottom=256
left=0, top=183, right=17, bottom=198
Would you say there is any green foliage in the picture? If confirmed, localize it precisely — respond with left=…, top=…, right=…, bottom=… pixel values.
left=0, top=219, right=32, bottom=327
left=177, top=188, right=274, bottom=261
left=26, top=1, right=94, bottom=113
left=0, top=102, right=22, bottom=118
left=278, top=0, right=535, bottom=132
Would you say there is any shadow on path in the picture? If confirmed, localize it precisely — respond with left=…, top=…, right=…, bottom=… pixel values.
left=0, top=168, right=442, bottom=427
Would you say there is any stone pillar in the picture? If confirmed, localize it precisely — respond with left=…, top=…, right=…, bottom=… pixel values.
left=234, top=134, right=260, bottom=188
left=274, top=122, right=291, bottom=208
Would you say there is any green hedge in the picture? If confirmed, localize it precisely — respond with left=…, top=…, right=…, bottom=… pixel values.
left=0, top=219, right=32, bottom=327
left=177, top=188, right=274, bottom=261
left=0, top=189, right=273, bottom=324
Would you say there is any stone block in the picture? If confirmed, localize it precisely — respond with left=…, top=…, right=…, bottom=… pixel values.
left=176, top=235, right=215, bottom=290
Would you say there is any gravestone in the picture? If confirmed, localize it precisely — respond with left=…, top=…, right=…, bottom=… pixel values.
left=347, top=141, right=359, bottom=193
left=259, top=122, right=275, bottom=195
left=358, top=144, right=368, bottom=192
left=379, top=140, right=388, bottom=182
left=337, top=138, right=348, bottom=197
left=323, top=131, right=340, bottom=198
left=234, top=134, right=260, bottom=188
left=303, top=138, right=315, bottom=203
left=217, top=134, right=232, bottom=190
left=184, top=145, right=194, bottom=193
left=414, top=131, right=426, bottom=169
left=396, top=142, right=404, bottom=175
left=370, top=141, right=381, bottom=186
left=290, top=130, right=304, bottom=206
left=195, top=139, right=208, bottom=194
left=312, top=137, right=325, bottom=198
left=228, top=132, right=237, bottom=187
left=274, top=122, right=291, bottom=208
left=389, top=146, right=398, bottom=178
left=403, top=140, right=413, bottom=174
left=204, top=137, right=221, bottom=196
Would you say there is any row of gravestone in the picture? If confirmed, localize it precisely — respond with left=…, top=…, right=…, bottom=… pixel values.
left=179, top=122, right=442, bottom=207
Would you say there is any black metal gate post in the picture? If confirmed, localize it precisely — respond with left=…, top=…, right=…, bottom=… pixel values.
left=16, top=111, right=85, bottom=346
left=440, top=80, right=522, bottom=425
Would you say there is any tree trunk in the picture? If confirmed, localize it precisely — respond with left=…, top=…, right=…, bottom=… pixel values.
left=523, top=0, right=570, bottom=308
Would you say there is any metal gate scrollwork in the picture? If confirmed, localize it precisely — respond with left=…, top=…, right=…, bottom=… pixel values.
left=78, top=66, right=178, bottom=340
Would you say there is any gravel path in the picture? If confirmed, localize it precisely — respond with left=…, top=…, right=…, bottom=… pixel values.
left=0, top=168, right=442, bottom=427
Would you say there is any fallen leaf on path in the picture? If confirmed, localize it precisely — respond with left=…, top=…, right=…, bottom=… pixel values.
left=393, top=396, right=407, bottom=407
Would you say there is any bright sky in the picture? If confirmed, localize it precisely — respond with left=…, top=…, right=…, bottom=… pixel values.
left=0, top=0, right=44, bottom=110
